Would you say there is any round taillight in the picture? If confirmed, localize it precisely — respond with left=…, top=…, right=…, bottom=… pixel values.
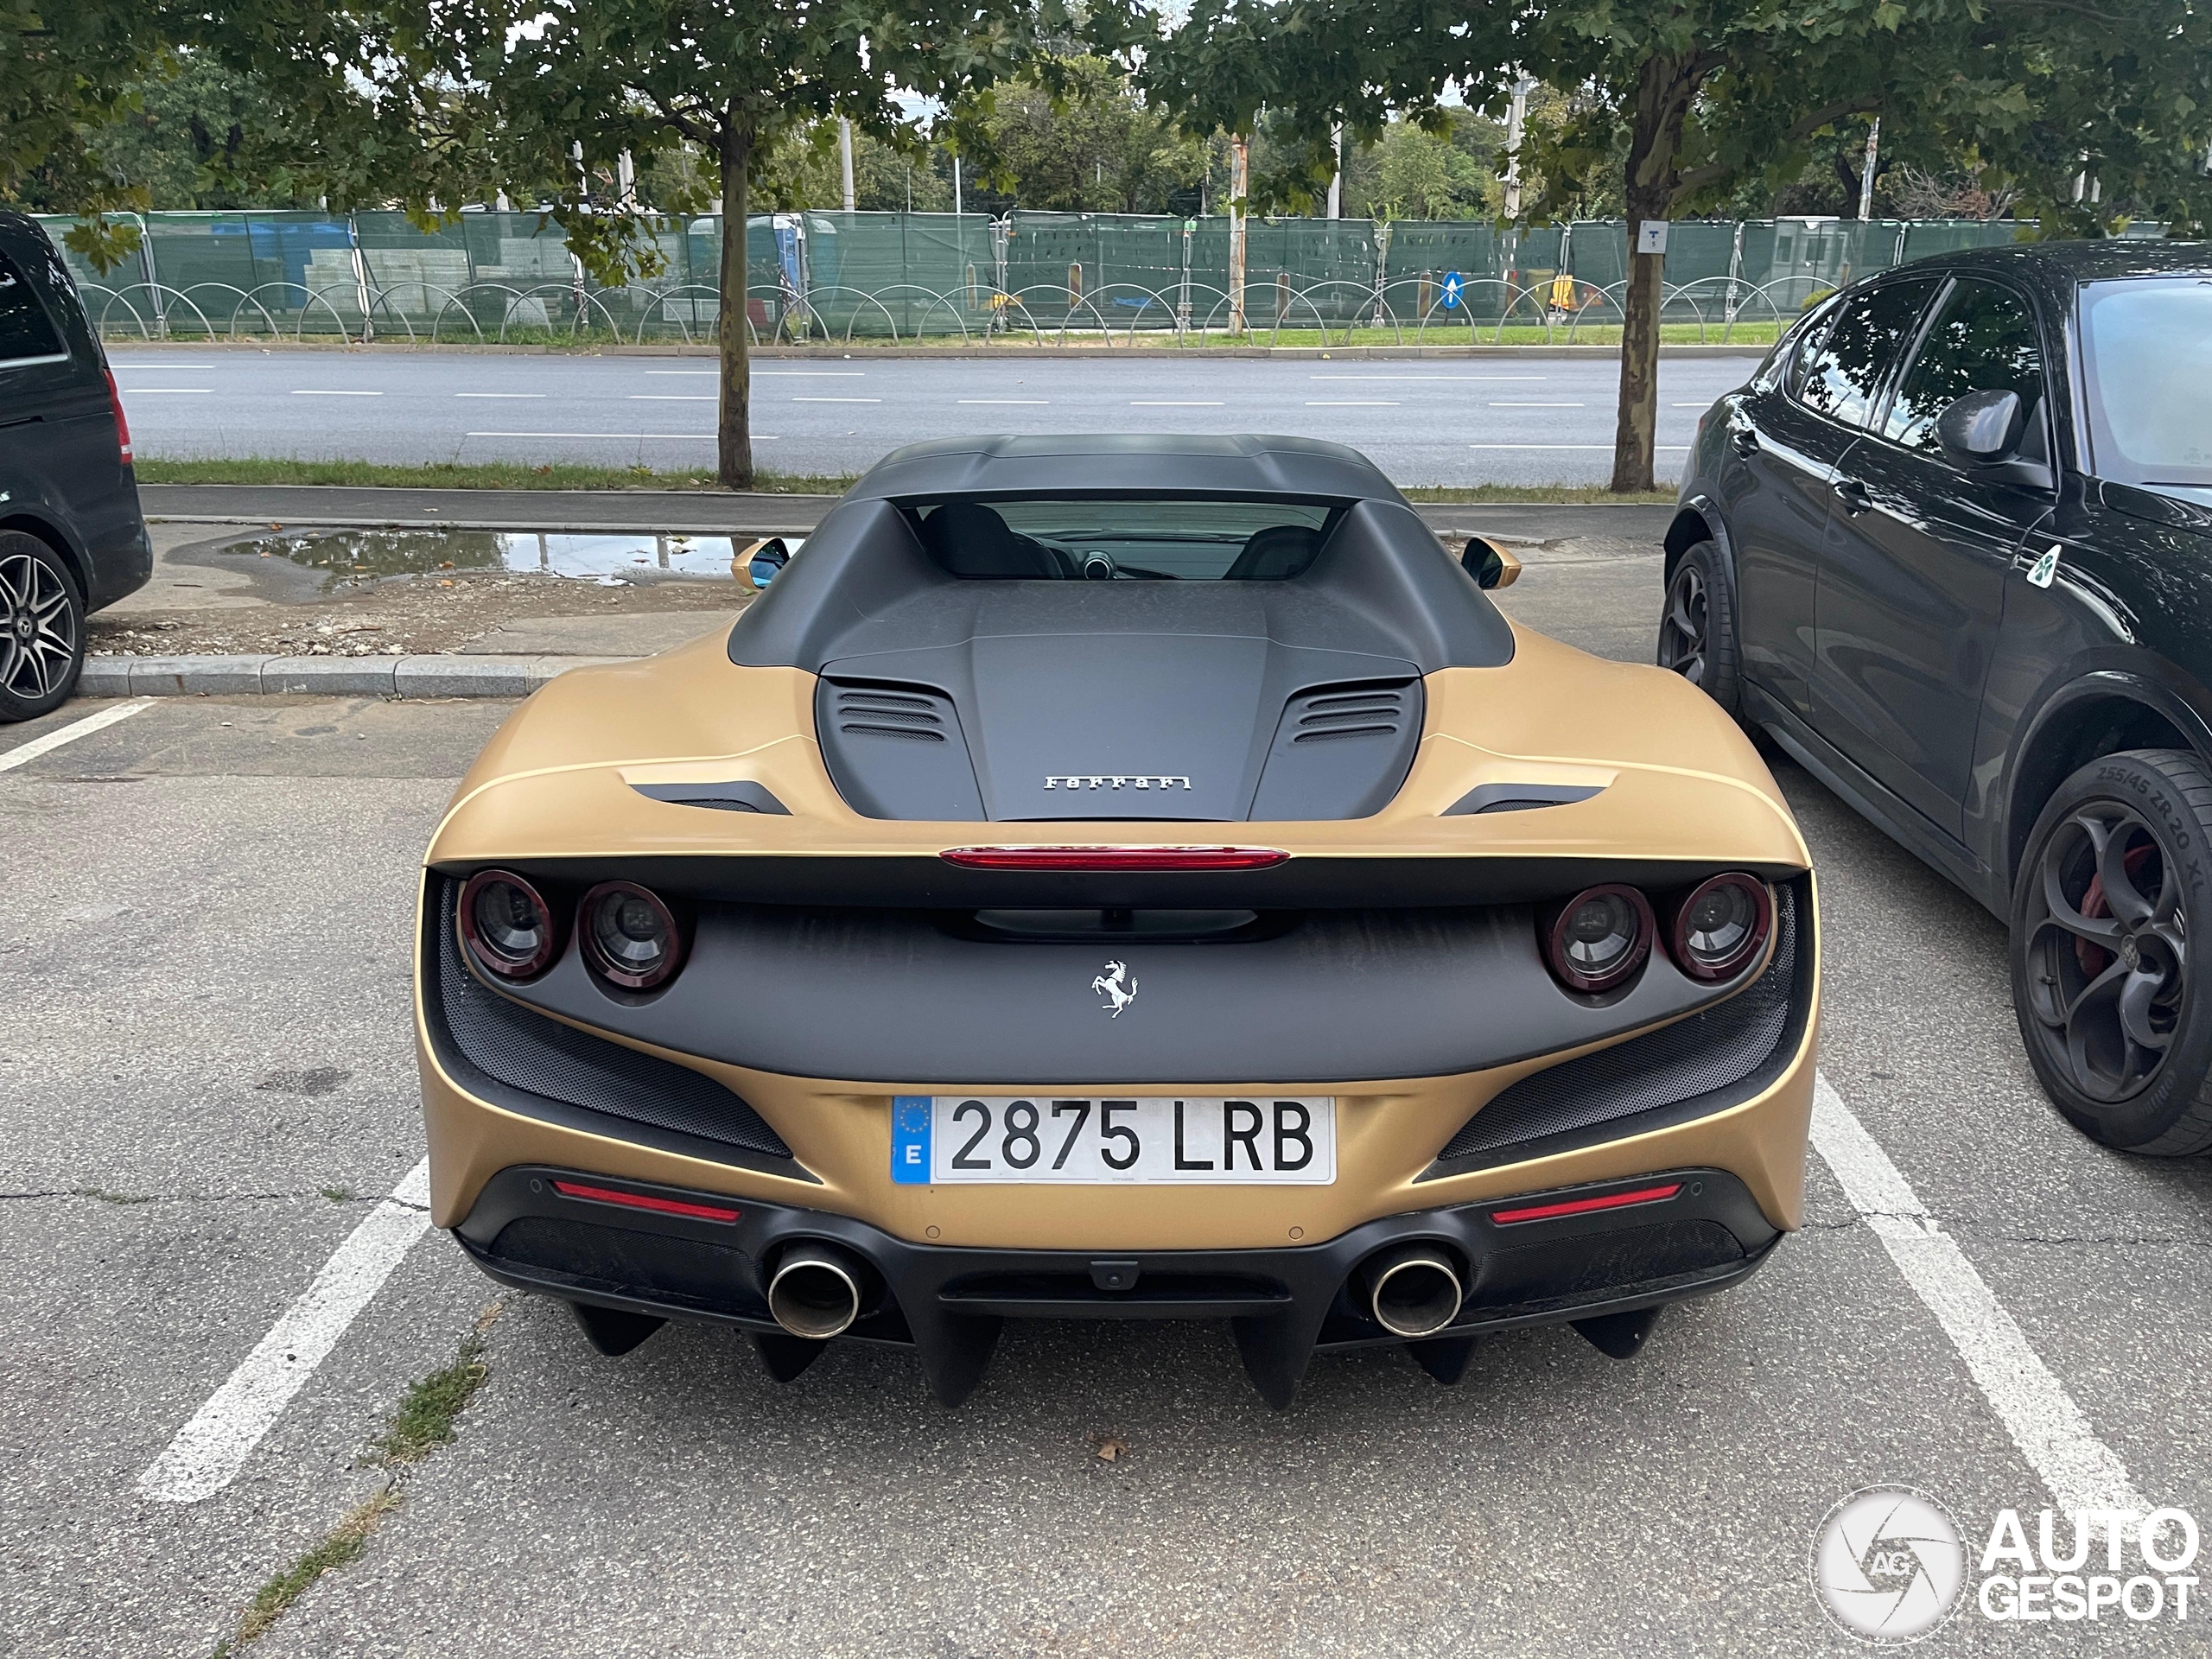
left=579, top=881, right=687, bottom=989
left=1541, top=884, right=1655, bottom=993
left=1669, top=873, right=1772, bottom=981
left=458, top=869, right=560, bottom=979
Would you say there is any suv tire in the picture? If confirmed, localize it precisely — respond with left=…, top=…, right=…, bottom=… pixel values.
left=0, top=531, right=85, bottom=722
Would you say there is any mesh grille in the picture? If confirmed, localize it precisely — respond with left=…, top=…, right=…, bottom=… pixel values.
left=1287, top=681, right=1411, bottom=744
left=1440, top=885, right=1801, bottom=1161
left=832, top=683, right=952, bottom=742
left=432, top=881, right=791, bottom=1159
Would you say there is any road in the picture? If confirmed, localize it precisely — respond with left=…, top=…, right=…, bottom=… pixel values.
left=109, top=348, right=1758, bottom=486
left=6, top=548, right=2209, bottom=1655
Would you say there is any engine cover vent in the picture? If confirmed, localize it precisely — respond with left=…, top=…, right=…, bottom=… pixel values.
left=817, top=677, right=985, bottom=820
left=1249, top=677, right=1423, bottom=821
left=1288, top=683, right=1408, bottom=743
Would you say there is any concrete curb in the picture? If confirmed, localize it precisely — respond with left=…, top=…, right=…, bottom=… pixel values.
left=79, top=654, right=636, bottom=700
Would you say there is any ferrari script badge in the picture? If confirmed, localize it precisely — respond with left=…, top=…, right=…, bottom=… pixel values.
left=1091, top=959, right=1138, bottom=1018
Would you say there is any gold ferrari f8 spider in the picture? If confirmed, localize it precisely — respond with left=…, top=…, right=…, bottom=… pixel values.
left=416, top=435, right=1819, bottom=1406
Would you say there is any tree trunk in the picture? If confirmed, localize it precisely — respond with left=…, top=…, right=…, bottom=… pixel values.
left=1610, top=52, right=1701, bottom=496
left=717, top=116, right=753, bottom=491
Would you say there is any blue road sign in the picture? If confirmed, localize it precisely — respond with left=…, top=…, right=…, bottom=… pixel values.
left=1440, top=271, right=1464, bottom=309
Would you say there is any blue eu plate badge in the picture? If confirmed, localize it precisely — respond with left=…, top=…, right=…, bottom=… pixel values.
left=891, top=1095, right=932, bottom=1184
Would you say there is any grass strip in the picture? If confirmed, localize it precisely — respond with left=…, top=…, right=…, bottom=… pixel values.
left=137, top=456, right=1676, bottom=505
left=210, top=1304, right=502, bottom=1656
left=361, top=1329, right=492, bottom=1466
left=214, top=1488, right=399, bottom=1655
left=133, top=456, right=858, bottom=494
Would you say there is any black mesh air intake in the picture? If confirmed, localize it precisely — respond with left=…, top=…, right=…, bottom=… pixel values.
left=430, top=880, right=791, bottom=1160
left=1437, top=881, right=1804, bottom=1165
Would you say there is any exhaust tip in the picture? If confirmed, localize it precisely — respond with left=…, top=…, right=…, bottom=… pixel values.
left=767, top=1243, right=865, bottom=1340
left=1365, top=1245, right=1464, bottom=1339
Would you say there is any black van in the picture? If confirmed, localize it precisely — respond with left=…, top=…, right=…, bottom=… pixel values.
left=0, top=210, right=149, bottom=722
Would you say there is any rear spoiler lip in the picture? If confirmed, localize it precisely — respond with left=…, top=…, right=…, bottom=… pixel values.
left=426, top=853, right=1810, bottom=910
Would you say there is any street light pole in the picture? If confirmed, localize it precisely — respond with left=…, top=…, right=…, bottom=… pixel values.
left=1229, top=134, right=1249, bottom=334
left=840, top=118, right=856, bottom=213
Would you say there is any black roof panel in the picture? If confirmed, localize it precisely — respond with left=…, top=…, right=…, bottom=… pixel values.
left=843, top=433, right=1408, bottom=504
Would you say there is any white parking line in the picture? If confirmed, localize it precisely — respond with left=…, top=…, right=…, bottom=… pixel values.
left=137, top=1159, right=433, bottom=1504
left=1811, top=1074, right=2145, bottom=1515
left=0, top=698, right=153, bottom=772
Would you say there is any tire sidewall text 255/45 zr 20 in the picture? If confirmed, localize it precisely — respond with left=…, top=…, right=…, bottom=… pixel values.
left=2012, top=747, right=2212, bottom=1156
left=0, top=530, right=86, bottom=723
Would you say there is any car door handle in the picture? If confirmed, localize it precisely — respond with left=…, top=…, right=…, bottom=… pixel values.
left=1834, top=476, right=1871, bottom=515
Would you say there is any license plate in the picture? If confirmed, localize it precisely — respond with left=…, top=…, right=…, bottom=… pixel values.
left=891, top=1095, right=1335, bottom=1185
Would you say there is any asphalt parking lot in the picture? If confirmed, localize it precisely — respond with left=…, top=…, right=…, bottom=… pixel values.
left=5, top=540, right=2209, bottom=1656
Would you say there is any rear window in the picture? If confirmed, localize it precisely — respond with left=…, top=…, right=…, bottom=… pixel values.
left=2079, top=276, right=2212, bottom=492
left=0, top=249, right=66, bottom=363
left=912, top=497, right=1340, bottom=581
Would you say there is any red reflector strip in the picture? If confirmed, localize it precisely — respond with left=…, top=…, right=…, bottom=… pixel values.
left=940, top=846, right=1289, bottom=872
left=550, top=1179, right=741, bottom=1224
left=1490, top=1181, right=1683, bottom=1226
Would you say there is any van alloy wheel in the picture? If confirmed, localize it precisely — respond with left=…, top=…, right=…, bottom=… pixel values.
left=0, top=549, right=79, bottom=703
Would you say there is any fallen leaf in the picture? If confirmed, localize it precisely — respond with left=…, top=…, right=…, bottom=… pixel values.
left=1090, top=1435, right=1125, bottom=1463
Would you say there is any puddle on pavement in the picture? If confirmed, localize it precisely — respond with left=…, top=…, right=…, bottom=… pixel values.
left=225, top=529, right=802, bottom=588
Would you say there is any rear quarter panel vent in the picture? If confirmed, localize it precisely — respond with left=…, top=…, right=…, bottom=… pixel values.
left=817, top=677, right=986, bottom=819
left=1249, top=677, right=1423, bottom=821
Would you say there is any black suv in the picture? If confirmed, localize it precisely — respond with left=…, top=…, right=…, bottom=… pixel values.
left=0, top=210, right=149, bottom=721
left=1660, top=241, right=2212, bottom=1159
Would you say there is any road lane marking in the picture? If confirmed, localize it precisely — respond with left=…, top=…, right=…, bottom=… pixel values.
left=0, top=698, right=154, bottom=772
left=465, top=430, right=721, bottom=439
left=118, top=387, right=212, bottom=394
left=628, top=395, right=715, bottom=401
left=755, top=371, right=865, bottom=377
left=1311, top=374, right=1544, bottom=382
left=1672, top=401, right=1711, bottom=407
left=793, top=397, right=880, bottom=403
left=289, top=389, right=382, bottom=397
left=1306, top=400, right=1399, bottom=406
left=1132, top=400, right=1224, bottom=406
left=137, top=1159, right=433, bottom=1504
left=455, top=392, right=545, bottom=398
left=1491, top=400, right=1585, bottom=407
left=1468, top=443, right=1691, bottom=451
left=1811, top=1074, right=2145, bottom=1515
left=958, top=398, right=1048, bottom=404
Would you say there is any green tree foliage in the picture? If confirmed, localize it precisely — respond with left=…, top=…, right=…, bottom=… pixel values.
left=2, top=0, right=173, bottom=267
left=963, top=55, right=1203, bottom=213
left=1125, top=0, right=2212, bottom=493
left=251, top=0, right=1057, bottom=487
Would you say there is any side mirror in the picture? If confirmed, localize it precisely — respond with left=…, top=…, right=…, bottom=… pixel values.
left=733, top=537, right=790, bottom=591
left=1936, top=390, right=2025, bottom=468
left=1463, top=537, right=1522, bottom=590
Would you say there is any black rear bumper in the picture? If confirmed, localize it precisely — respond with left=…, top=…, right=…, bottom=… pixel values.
left=455, top=1164, right=1783, bottom=1406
